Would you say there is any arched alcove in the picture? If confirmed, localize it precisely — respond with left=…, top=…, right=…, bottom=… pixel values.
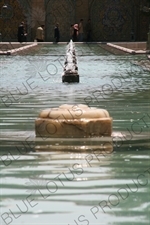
left=90, top=0, right=134, bottom=41
left=0, top=0, right=31, bottom=41
left=45, top=0, right=75, bottom=41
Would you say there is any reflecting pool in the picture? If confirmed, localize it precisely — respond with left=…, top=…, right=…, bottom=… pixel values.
left=0, top=43, right=150, bottom=225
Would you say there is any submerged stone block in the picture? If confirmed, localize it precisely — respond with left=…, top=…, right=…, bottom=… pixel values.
left=35, top=104, right=112, bottom=138
left=62, top=74, right=79, bottom=83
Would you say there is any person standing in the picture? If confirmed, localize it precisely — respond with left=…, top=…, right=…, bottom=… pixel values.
left=86, top=19, right=92, bottom=42
left=17, top=21, right=26, bottom=43
left=78, top=19, right=84, bottom=42
left=36, top=25, right=45, bottom=42
left=70, top=24, right=74, bottom=40
left=72, top=24, right=78, bottom=42
left=54, top=23, right=60, bottom=43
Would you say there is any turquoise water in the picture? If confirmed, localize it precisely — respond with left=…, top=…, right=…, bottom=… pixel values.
left=0, top=44, right=150, bottom=225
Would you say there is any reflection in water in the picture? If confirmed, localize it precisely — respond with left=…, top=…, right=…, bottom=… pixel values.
left=0, top=44, right=150, bottom=225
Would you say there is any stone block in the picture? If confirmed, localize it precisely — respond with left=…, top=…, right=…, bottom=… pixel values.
left=35, top=104, right=113, bottom=138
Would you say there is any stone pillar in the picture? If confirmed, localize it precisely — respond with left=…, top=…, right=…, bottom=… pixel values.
left=147, top=31, right=150, bottom=50
left=75, top=0, right=89, bottom=21
left=31, top=0, right=45, bottom=41
left=75, top=0, right=89, bottom=40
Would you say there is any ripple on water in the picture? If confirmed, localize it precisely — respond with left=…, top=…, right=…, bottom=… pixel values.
left=0, top=44, right=149, bottom=225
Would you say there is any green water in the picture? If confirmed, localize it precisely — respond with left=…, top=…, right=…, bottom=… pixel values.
left=0, top=43, right=150, bottom=225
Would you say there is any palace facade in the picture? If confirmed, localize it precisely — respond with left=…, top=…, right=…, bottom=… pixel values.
left=0, top=0, right=149, bottom=42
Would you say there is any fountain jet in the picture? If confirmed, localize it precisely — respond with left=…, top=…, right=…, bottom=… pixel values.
left=62, top=40, right=79, bottom=83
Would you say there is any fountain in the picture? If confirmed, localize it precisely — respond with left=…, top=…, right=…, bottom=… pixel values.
left=62, top=40, right=79, bottom=83
left=35, top=104, right=112, bottom=138
left=35, top=42, right=113, bottom=151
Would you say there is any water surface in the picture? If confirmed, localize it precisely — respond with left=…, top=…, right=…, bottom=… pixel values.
left=0, top=43, right=150, bottom=225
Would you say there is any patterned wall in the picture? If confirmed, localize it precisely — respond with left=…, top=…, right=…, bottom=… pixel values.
left=137, top=0, right=150, bottom=41
left=0, top=0, right=31, bottom=42
left=0, top=0, right=149, bottom=42
left=45, top=0, right=149, bottom=42
left=89, top=0, right=149, bottom=41
left=45, top=0, right=75, bottom=41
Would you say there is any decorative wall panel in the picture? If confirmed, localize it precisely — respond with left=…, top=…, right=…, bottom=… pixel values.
left=45, top=0, right=75, bottom=41
left=90, top=0, right=137, bottom=41
left=0, top=0, right=31, bottom=41
left=0, top=0, right=149, bottom=42
left=132, top=0, right=149, bottom=41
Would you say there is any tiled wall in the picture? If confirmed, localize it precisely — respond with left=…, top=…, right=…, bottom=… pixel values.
left=0, top=0, right=27, bottom=42
left=0, top=0, right=149, bottom=42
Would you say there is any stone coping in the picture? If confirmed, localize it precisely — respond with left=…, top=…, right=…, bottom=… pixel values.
left=107, top=42, right=150, bottom=54
left=0, top=43, right=37, bottom=55
left=0, top=41, right=148, bottom=45
left=110, top=42, right=146, bottom=49
left=0, top=41, right=149, bottom=55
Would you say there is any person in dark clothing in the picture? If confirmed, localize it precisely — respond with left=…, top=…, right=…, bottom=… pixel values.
left=78, top=19, right=84, bottom=41
left=86, top=19, right=92, bottom=42
left=54, top=23, right=60, bottom=43
left=17, top=21, right=26, bottom=43
left=70, top=24, right=74, bottom=40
